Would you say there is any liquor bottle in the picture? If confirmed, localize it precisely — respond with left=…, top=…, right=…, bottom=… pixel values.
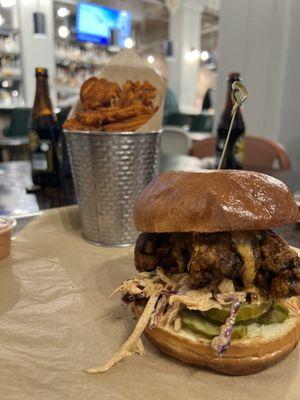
left=216, top=72, right=246, bottom=169
left=28, top=68, right=61, bottom=190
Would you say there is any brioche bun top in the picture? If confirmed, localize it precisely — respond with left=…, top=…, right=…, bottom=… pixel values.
left=134, top=170, right=299, bottom=233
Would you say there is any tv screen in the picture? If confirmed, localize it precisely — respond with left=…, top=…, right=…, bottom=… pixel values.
left=76, top=2, right=131, bottom=46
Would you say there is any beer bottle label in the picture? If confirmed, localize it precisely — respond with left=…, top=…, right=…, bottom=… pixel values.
left=29, top=130, right=54, bottom=172
left=233, top=136, right=245, bottom=163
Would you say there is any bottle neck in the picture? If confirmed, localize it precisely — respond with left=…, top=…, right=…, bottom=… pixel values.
left=32, top=76, right=55, bottom=119
left=223, top=82, right=235, bottom=113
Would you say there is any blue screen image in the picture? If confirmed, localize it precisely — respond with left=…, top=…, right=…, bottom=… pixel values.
left=76, top=2, right=131, bottom=46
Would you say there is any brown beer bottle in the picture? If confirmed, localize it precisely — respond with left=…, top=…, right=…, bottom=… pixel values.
left=28, top=68, right=61, bottom=189
left=216, top=72, right=246, bottom=169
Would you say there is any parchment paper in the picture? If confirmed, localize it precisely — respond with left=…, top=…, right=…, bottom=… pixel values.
left=1, top=206, right=300, bottom=400
left=68, top=49, right=166, bottom=131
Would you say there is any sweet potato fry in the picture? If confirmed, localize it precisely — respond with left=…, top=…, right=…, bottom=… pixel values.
left=103, top=113, right=154, bottom=132
left=63, top=77, right=158, bottom=132
left=64, top=118, right=92, bottom=132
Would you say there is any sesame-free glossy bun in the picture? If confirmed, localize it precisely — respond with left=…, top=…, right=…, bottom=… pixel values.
left=134, top=171, right=299, bottom=233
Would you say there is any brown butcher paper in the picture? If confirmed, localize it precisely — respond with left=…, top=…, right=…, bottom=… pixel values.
left=0, top=206, right=300, bottom=399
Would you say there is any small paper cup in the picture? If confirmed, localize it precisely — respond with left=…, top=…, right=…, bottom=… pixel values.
left=0, top=217, right=16, bottom=261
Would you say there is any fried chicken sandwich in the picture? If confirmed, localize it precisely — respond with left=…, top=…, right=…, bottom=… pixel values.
left=86, top=170, right=300, bottom=376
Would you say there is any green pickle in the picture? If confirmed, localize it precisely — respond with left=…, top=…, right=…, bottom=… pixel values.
left=259, top=304, right=289, bottom=325
left=181, top=310, right=246, bottom=339
left=181, top=302, right=289, bottom=340
left=202, top=301, right=272, bottom=324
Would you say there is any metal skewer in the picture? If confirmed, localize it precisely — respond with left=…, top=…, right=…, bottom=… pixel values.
left=217, top=81, right=248, bottom=169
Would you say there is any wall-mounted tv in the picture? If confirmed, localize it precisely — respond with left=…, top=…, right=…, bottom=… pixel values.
left=75, top=2, right=132, bottom=46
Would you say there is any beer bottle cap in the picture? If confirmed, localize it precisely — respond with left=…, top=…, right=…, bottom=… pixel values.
left=227, top=72, right=241, bottom=82
left=35, top=67, right=48, bottom=78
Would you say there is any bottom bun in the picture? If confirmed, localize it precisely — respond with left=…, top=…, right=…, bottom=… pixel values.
left=133, top=302, right=300, bottom=375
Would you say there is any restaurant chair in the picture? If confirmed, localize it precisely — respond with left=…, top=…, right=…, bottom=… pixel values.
left=190, top=135, right=292, bottom=171
left=166, top=112, right=214, bottom=133
left=56, top=106, right=71, bottom=127
left=0, top=107, right=31, bottom=161
left=161, top=126, right=192, bottom=155
left=243, top=136, right=291, bottom=170
left=190, top=114, right=214, bottom=133
left=189, top=136, right=216, bottom=159
left=3, top=107, right=31, bottom=138
left=165, top=112, right=194, bottom=130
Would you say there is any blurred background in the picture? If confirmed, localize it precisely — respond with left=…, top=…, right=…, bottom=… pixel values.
left=1, top=0, right=299, bottom=164
left=1, top=0, right=300, bottom=219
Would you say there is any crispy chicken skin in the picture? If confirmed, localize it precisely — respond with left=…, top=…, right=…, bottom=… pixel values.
left=134, top=233, right=191, bottom=273
left=134, top=230, right=300, bottom=298
left=271, top=267, right=300, bottom=297
left=188, top=232, right=243, bottom=287
left=260, top=230, right=298, bottom=273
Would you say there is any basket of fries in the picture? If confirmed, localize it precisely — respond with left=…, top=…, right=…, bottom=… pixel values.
left=63, top=50, right=165, bottom=246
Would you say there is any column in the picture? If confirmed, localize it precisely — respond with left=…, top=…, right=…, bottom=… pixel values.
left=17, top=0, right=56, bottom=106
left=167, top=0, right=203, bottom=113
left=216, top=0, right=300, bottom=167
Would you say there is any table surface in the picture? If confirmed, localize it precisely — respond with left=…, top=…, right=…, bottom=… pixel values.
left=159, top=153, right=207, bottom=171
left=0, top=160, right=39, bottom=216
left=0, top=137, right=29, bottom=146
left=0, top=161, right=75, bottom=217
left=1, top=160, right=300, bottom=246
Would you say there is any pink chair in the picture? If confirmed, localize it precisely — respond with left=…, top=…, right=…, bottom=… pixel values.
left=190, top=135, right=291, bottom=171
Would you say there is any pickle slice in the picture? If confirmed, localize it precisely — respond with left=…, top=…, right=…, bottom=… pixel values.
left=182, top=310, right=246, bottom=339
left=202, top=301, right=272, bottom=324
left=182, top=311, right=219, bottom=338
left=259, top=304, right=289, bottom=325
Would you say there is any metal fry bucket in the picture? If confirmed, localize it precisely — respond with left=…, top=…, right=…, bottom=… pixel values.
left=64, top=130, right=161, bottom=246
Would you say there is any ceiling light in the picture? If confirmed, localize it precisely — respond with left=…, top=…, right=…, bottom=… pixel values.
left=2, top=80, right=9, bottom=88
left=58, top=25, right=70, bottom=39
left=185, top=48, right=200, bottom=63
left=147, top=55, right=155, bottom=64
left=57, top=7, right=70, bottom=18
left=11, top=90, right=18, bottom=97
left=0, top=0, right=16, bottom=7
left=124, top=37, right=135, bottom=49
left=200, top=50, right=209, bottom=61
left=0, top=14, right=5, bottom=26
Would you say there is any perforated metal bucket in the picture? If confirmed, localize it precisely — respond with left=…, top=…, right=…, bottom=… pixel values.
left=64, top=130, right=161, bottom=246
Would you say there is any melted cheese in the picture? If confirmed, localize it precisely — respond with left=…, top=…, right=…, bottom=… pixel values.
left=232, top=232, right=256, bottom=288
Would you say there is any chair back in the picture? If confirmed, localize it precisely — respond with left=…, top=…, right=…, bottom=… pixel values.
left=166, top=112, right=214, bottom=133
left=56, top=106, right=71, bottom=128
left=165, top=112, right=194, bottom=130
left=161, top=126, right=192, bottom=155
left=190, top=135, right=291, bottom=170
left=190, top=136, right=216, bottom=158
left=5, top=107, right=31, bottom=137
left=243, top=136, right=291, bottom=170
left=190, top=114, right=213, bottom=133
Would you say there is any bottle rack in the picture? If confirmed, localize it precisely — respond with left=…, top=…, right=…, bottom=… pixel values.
left=0, top=29, right=24, bottom=108
left=55, top=39, right=112, bottom=106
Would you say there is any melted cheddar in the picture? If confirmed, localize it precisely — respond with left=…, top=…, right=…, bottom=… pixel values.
left=232, top=232, right=256, bottom=289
